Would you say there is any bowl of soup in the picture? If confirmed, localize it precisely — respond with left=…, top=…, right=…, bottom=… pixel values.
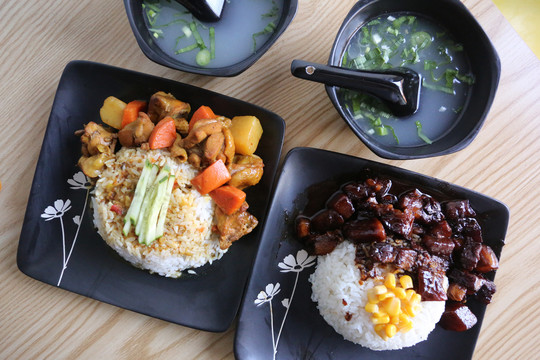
left=325, top=0, right=500, bottom=159
left=124, top=0, right=298, bottom=77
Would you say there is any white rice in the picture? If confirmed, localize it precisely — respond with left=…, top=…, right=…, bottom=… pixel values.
left=92, top=148, right=227, bottom=277
left=310, top=241, right=445, bottom=351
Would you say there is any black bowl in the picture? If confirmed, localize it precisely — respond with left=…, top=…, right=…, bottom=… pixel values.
left=325, top=0, right=500, bottom=159
left=17, top=60, right=285, bottom=332
left=124, top=0, right=298, bottom=77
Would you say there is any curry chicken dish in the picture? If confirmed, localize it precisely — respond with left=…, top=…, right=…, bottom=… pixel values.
left=75, top=91, right=264, bottom=277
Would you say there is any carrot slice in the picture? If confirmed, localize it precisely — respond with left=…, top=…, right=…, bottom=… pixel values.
left=148, top=117, right=177, bottom=149
left=191, top=159, right=231, bottom=195
left=189, top=105, right=216, bottom=131
left=209, top=185, right=246, bottom=215
left=122, top=100, right=147, bottom=128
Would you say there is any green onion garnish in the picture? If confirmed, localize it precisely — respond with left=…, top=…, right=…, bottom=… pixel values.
left=415, top=121, right=433, bottom=144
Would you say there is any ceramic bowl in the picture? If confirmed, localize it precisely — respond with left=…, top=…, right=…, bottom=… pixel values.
left=124, top=0, right=298, bottom=77
left=325, top=0, right=500, bottom=159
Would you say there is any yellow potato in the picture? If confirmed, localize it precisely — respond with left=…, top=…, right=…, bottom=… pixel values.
left=100, top=96, right=126, bottom=129
left=229, top=116, right=263, bottom=155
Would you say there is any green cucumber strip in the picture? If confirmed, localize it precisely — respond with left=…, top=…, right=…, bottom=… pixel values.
left=123, top=160, right=152, bottom=236
left=143, top=168, right=170, bottom=245
left=135, top=164, right=160, bottom=236
left=156, top=175, right=176, bottom=239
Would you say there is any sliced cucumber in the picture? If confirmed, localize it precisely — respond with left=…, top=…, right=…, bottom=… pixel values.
left=141, top=166, right=171, bottom=245
left=123, top=160, right=153, bottom=236
left=156, top=174, right=176, bottom=239
left=135, top=164, right=160, bottom=238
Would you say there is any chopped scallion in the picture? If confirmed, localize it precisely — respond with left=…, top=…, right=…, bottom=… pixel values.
left=415, top=121, right=433, bottom=144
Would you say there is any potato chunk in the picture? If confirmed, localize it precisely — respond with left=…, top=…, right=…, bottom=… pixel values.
left=100, top=96, right=127, bottom=130
left=229, top=116, right=263, bottom=155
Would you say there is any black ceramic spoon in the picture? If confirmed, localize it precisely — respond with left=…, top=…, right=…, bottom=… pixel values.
left=291, top=59, right=421, bottom=117
left=175, top=0, right=226, bottom=22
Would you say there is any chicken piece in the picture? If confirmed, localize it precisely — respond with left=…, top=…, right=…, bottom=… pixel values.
left=147, top=91, right=191, bottom=134
left=228, top=155, right=264, bottom=190
left=204, top=132, right=225, bottom=163
left=215, top=202, right=258, bottom=249
left=78, top=121, right=116, bottom=156
left=169, top=134, right=188, bottom=161
left=117, top=112, right=155, bottom=147
left=78, top=153, right=111, bottom=178
left=222, top=127, right=235, bottom=165
left=182, top=119, right=222, bottom=149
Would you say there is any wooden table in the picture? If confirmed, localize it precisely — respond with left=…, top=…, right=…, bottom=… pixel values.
left=1, top=0, right=539, bottom=358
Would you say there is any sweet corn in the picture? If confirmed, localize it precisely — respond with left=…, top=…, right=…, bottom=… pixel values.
left=392, top=287, right=406, bottom=299
left=400, top=275, right=413, bottom=289
left=365, top=274, right=423, bottom=340
left=365, top=303, right=379, bottom=313
left=385, top=324, right=397, bottom=338
left=384, top=273, right=396, bottom=289
left=378, top=291, right=395, bottom=301
left=372, top=314, right=390, bottom=324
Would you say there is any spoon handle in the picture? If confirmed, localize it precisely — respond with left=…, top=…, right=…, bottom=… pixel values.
left=290, top=59, right=406, bottom=105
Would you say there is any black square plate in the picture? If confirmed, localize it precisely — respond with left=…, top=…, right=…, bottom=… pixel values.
left=235, top=147, right=509, bottom=359
left=17, top=60, right=285, bottom=332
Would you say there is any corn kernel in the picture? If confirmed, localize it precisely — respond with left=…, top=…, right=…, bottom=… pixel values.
left=405, top=289, right=415, bottom=301
left=397, top=320, right=413, bottom=333
left=378, top=291, right=395, bottom=301
left=365, top=303, right=379, bottom=313
left=385, top=324, right=397, bottom=338
left=404, top=303, right=420, bottom=317
left=399, top=313, right=411, bottom=323
left=374, top=324, right=386, bottom=333
left=392, top=287, right=406, bottom=299
left=411, top=293, right=422, bottom=306
left=367, top=289, right=379, bottom=304
left=390, top=315, right=400, bottom=325
left=384, top=273, right=396, bottom=289
left=383, top=297, right=401, bottom=317
left=371, top=314, right=390, bottom=324
left=399, top=275, right=413, bottom=289
left=373, top=285, right=387, bottom=295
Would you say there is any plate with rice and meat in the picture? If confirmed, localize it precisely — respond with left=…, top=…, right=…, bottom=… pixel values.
left=235, top=147, right=509, bottom=359
left=17, top=61, right=285, bottom=331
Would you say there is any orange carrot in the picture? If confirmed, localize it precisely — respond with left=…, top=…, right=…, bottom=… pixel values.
left=210, top=185, right=246, bottom=215
left=189, top=105, right=216, bottom=131
left=191, top=159, right=231, bottom=195
left=122, top=100, right=147, bottom=128
left=148, top=117, right=177, bottom=149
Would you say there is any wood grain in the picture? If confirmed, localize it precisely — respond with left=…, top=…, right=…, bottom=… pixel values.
left=1, top=0, right=539, bottom=359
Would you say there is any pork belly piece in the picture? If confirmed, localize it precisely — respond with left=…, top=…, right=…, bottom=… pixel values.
left=439, top=302, right=477, bottom=331
left=343, top=218, right=386, bottom=243
left=304, top=230, right=343, bottom=256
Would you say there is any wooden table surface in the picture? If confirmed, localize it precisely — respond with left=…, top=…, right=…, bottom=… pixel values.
left=1, top=0, right=539, bottom=359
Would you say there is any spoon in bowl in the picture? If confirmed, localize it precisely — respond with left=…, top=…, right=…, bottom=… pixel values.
left=291, top=60, right=421, bottom=117
left=174, top=0, right=226, bottom=22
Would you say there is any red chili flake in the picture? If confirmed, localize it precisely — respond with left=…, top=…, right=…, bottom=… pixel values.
left=110, top=204, right=123, bottom=215
left=344, top=312, right=352, bottom=321
left=342, top=299, right=348, bottom=306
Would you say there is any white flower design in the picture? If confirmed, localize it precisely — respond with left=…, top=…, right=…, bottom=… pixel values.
left=67, top=171, right=90, bottom=190
left=255, top=249, right=317, bottom=359
left=41, top=199, right=72, bottom=221
left=278, top=249, right=316, bottom=273
left=40, top=172, right=91, bottom=286
left=255, top=283, right=281, bottom=306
